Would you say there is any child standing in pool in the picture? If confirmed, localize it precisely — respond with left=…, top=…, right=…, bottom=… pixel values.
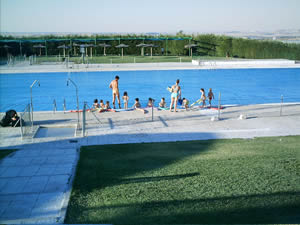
left=200, top=88, right=206, bottom=108
left=122, top=91, right=129, bottom=109
left=208, top=88, right=215, bottom=107
left=133, top=98, right=146, bottom=114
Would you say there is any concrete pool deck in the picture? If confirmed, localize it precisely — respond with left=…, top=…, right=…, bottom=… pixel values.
left=0, top=61, right=300, bottom=223
left=1, top=59, right=300, bottom=74
left=1, top=103, right=300, bottom=223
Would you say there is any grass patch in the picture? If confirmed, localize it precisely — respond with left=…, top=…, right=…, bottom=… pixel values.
left=35, top=55, right=230, bottom=64
left=0, top=149, right=16, bottom=160
left=65, top=136, right=300, bottom=224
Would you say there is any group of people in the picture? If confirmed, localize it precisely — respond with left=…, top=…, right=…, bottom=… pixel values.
left=161, top=79, right=215, bottom=112
left=90, top=76, right=147, bottom=113
left=91, top=75, right=215, bottom=113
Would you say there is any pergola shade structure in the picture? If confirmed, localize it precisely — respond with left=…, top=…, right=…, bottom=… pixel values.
left=136, top=43, right=149, bottom=56
left=144, top=44, right=158, bottom=58
left=0, top=37, right=193, bottom=58
left=115, top=44, right=129, bottom=58
left=87, top=44, right=97, bottom=58
left=98, top=43, right=111, bottom=56
left=57, top=44, right=70, bottom=57
left=33, top=44, right=46, bottom=56
left=72, top=43, right=80, bottom=56
left=1, top=45, right=12, bottom=57
left=184, top=44, right=198, bottom=57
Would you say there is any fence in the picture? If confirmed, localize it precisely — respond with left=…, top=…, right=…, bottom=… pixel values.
left=8, top=55, right=191, bottom=65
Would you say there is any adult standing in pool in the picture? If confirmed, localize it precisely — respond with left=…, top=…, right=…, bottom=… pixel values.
left=109, top=75, right=121, bottom=109
left=169, top=79, right=181, bottom=112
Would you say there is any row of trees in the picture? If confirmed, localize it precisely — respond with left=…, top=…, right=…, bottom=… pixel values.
left=194, top=34, right=300, bottom=60
left=1, top=33, right=299, bottom=60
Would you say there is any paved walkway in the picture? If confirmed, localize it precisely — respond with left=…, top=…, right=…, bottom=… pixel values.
left=0, top=143, right=78, bottom=223
left=1, top=61, right=300, bottom=74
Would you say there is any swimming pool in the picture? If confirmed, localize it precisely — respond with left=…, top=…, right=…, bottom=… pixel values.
left=0, top=68, right=300, bottom=112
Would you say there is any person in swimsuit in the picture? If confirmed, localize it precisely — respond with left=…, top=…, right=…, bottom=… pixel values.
left=208, top=88, right=215, bottom=107
left=122, top=91, right=129, bottom=109
left=105, top=101, right=111, bottom=109
left=109, top=75, right=121, bottom=109
left=200, top=88, right=206, bottom=108
left=99, top=99, right=105, bottom=112
left=147, top=98, right=153, bottom=107
left=91, top=99, right=99, bottom=111
left=133, top=98, right=146, bottom=113
left=159, top=97, right=166, bottom=108
left=182, top=98, right=189, bottom=110
left=170, top=79, right=181, bottom=112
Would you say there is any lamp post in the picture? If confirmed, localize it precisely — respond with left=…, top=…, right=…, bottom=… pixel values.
left=67, top=78, right=80, bottom=127
left=30, top=80, right=40, bottom=126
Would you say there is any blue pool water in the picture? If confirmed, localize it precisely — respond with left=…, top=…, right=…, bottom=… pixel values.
left=0, top=68, right=300, bottom=112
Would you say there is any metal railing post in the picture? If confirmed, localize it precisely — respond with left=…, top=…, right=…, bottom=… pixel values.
left=152, top=99, right=155, bottom=122
left=19, top=113, right=23, bottom=139
left=280, top=95, right=283, bottom=116
left=218, top=92, right=221, bottom=120
left=30, top=80, right=40, bottom=126
left=63, top=98, right=66, bottom=114
left=53, top=99, right=57, bottom=114
left=82, top=102, right=86, bottom=137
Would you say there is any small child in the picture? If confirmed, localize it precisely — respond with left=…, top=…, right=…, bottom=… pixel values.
left=90, top=99, right=100, bottom=112
left=122, top=91, right=129, bottom=109
left=147, top=98, right=153, bottom=107
left=208, top=88, right=215, bottom=107
left=182, top=98, right=189, bottom=110
left=133, top=98, right=146, bottom=114
left=93, top=99, right=99, bottom=108
left=105, top=101, right=111, bottom=109
left=200, top=88, right=206, bottom=108
left=99, top=99, right=105, bottom=112
left=159, top=97, right=166, bottom=108
left=99, top=99, right=105, bottom=109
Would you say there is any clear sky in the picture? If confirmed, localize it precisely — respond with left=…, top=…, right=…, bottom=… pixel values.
left=1, top=0, right=299, bottom=33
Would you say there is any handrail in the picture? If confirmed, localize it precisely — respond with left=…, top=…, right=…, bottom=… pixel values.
left=67, top=78, right=80, bottom=128
left=85, top=103, right=102, bottom=126
left=30, top=80, right=40, bottom=126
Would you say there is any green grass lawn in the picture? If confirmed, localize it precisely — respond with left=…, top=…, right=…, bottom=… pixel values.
left=36, top=55, right=229, bottom=64
left=65, top=136, right=300, bottom=224
left=0, top=149, right=16, bottom=160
